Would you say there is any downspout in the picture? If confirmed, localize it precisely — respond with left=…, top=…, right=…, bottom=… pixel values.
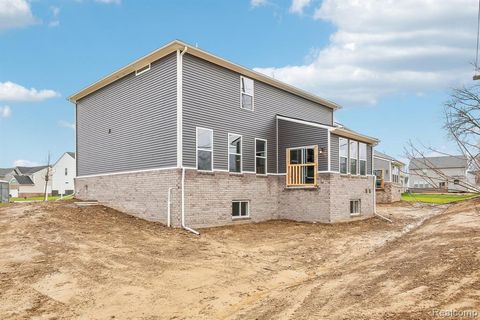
left=178, top=45, right=200, bottom=235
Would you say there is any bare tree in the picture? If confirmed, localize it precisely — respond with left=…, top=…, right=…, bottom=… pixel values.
left=44, top=152, right=52, bottom=202
left=404, top=85, right=480, bottom=193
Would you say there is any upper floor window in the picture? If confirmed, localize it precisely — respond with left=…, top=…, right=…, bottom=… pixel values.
left=135, top=64, right=151, bottom=76
left=228, top=133, right=242, bottom=173
left=65, top=168, right=68, bottom=176
left=359, top=143, right=367, bottom=176
left=255, top=139, right=267, bottom=175
left=349, top=140, right=358, bottom=175
left=240, top=76, right=254, bottom=111
left=196, top=127, right=213, bottom=171
left=339, top=137, right=348, bottom=174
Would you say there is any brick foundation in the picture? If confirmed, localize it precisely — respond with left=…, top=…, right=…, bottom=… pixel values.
left=75, top=169, right=376, bottom=229
left=376, top=182, right=403, bottom=203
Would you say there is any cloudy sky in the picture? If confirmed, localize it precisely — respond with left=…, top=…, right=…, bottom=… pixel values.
left=0, top=0, right=477, bottom=167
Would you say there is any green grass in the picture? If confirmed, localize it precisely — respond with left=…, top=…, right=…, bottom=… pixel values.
left=10, top=194, right=74, bottom=202
left=401, top=193, right=480, bottom=204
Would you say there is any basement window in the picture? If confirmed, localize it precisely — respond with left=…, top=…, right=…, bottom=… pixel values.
left=350, top=200, right=361, bottom=216
left=240, top=76, right=254, bottom=111
left=135, top=64, right=151, bottom=76
left=232, top=201, right=249, bottom=218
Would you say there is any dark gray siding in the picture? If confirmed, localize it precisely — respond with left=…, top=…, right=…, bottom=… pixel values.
left=277, top=119, right=329, bottom=173
left=76, top=53, right=177, bottom=176
left=367, top=145, right=373, bottom=175
left=182, top=54, right=334, bottom=173
left=330, top=134, right=340, bottom=172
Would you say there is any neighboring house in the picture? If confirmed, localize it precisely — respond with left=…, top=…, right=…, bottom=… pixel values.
left=14, top=166, right=51, bottom=198
left=373, top=151, right=406, bottom=203
left=0, top=168, right=17, bottom=197
left=52, top=152, right=76, bottom=196
left=69, top=40, right=379, bottom=229
left=0, top=180, right=8, bottom=203
left=409, top=155, right=474, bottom=192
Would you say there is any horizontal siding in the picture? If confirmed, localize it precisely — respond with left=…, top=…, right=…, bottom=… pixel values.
left=367, top=145, right=373, bottom=175
left=330, top=134, right=340, bottom=172
left=182, top=54, right=333, bottom=173
left=374, top=156, right=391, bottom=181
left=277, top=119, right=329, bottom=173
left=76, top=53, right=177, bottom=176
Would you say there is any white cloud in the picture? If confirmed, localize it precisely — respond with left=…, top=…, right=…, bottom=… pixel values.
left=251, top=0, right=267, bottom=8
left=0, top=105, right=11, bottom=118
left=0, top=81, right=59, bottom=102
left=255, top=0, right=477, bottom=106
left=0, top=0, right=36, bottom=31
left=58, top=120, right=75, bottom=131
left=94, top=0, right=121, bottom=4
left=48, top=5, right=60, bottom=27
left=289, top=0, right=311, bottom=14
left=14, top=159, right=39, bottom=167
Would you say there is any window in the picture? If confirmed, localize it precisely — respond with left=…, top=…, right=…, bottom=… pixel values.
left=454, top=179, right=460, bottom=185
left=196, top=127, right=213, bottom=171
left=392, top=166, right=399, bottom=184
left=350, top=200, right=361, bottom=215
left=287, top=146, right=317, bottom=186
left=232, top=201, right=249, bottom=218
left=359, top=143, right=367, bottom=176
left=135, top=64, right=151, bottom=76
left=255, top=139, right=267, bottom=175
left=339, top=137, right=348, bottom=174
left=240, top=76, right=254, bottom=111
left=349, top=140, right=358, bottom=175
left=64, top=168, right=68, bottom=176
left=228, top=133, right=242, bottom=173
left=439, top=182, right=446, bottom=188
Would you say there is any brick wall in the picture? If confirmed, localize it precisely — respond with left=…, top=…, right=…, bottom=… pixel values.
left=376, top=182, right=402, bottom=203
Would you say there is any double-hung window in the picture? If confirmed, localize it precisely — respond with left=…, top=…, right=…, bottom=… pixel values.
left=350, top=200, right=361, bottom=215
left=359, top=143, right=367, bottom=176
left=255, top=139, right=267, bottom=175
left=232, top=201, right=249, bottom=218
left=240, top=76, right=254, bottom=111
left=349, top=140, right=358, bottom=175
left=228, top=133, right=242, bottom=173
left=339, top=138, right=348, bottom=174
left=196, top=127, right=213, bottom=171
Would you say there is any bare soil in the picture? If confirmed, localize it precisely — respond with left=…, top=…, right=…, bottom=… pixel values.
left=0, top=200, right=479, bottom=319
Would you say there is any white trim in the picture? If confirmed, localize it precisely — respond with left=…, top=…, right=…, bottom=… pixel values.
left=196, top=127, right=214, bottom=172
left=276, top=115, right=334, bottom=130
left=276, top=117, right=279, bottom=174
left=327, top=131, right=331, bottom=172
left=176, top=50, right=183, bottom=167
left=240, top=76, right=254, bottom=111
left=232, top=200, right=250, bottom=219
left=349, top=140, right=359, bottom=176
left=228, top=133, right=243, bottom=173
left=318, top=170, right=339, bottom=173
left=254, top=138, right=268, bottom=175
left=77, top=166, right=179, bottom=179
left=135, top=64, right=151, bottom=76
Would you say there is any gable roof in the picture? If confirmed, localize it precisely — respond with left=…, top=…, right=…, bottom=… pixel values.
left=13, top=175, right=34, bottom=185
left=68, top=40, right=341, bottom=110
left=16, top=166, right=49, bottom=175
left=0, top=168, right=15, bottom=178
left=409, top=155, right=468, bottom=170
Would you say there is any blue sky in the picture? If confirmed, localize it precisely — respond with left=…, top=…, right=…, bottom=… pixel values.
left=0, top=0, right=477, bottom=167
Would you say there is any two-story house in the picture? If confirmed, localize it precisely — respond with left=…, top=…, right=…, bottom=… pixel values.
left=69, top=40, right=379, bottom=231
left=373, top=150, right=406, bottom=203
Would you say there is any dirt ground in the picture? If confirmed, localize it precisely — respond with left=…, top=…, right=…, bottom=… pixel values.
left=0, top=200, right=479, bottom=320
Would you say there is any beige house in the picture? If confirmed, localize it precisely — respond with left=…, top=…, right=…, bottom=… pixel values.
left=12, top=166, right=51, bottom=198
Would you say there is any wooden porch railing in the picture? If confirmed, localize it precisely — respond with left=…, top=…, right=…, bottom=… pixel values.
left=286, top=146, right=318, bottom=187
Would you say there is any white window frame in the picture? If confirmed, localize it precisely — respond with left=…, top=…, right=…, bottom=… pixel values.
left=135, top=64, right=151, bottom=76
left=232, top=200, right=250, bottom=219
left=350, top=199, right=361, bottom=216
left=228, top=133, right=243, bottom=173
left=255, top=138, right=267, bottom=175
left=240, top=76, right=254, bottom=111
left=349, top=140, right=359, bottom=175
left=359, top=142, right=367, bottom=176
left=196, top=127, right=214, bottom=172
left=339, top=137, right=349, bottom=174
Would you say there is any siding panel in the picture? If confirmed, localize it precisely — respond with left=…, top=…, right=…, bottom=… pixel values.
left=330, top=134, right=340, bottom=172
left=76, top=53, right=177, bottom=176
left=182, top=54, right=333, bottom=173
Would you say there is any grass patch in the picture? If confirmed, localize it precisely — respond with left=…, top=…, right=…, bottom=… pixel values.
left=401, top=193, right=480, bottom=204
left=11, top=195, right=74, bottom=202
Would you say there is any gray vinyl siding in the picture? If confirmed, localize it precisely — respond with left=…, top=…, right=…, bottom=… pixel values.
left=367, top=145, right=373, bottom=175
left=76, top=53, right=177, bottom=176
left=330, top=134, right=340, bottom=172
left=277, top=119, right=329, bottom=173
left=182, top=54, right=333, bottom=173
left=374, top=156, right=391, bottom=181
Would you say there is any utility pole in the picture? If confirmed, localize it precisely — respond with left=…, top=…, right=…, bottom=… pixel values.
left=44, top=152, right=51, bottom=202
